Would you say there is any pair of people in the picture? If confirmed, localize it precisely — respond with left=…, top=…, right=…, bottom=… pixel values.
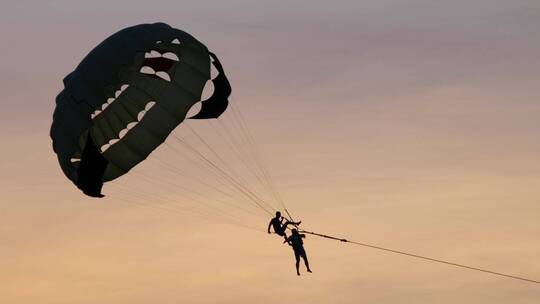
left=268, top=211, right=312, bottom=276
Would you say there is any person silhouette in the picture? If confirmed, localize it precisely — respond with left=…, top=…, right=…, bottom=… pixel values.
left=267, top=211, right=301, bottom=240
left=285, top=228, right=312, bottom=276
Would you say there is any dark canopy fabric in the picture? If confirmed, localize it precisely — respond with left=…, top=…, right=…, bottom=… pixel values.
left=50, top=23, right=231, bottom=197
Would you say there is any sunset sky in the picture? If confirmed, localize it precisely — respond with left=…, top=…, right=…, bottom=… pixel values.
left=1, top=1, right=539, bottom=303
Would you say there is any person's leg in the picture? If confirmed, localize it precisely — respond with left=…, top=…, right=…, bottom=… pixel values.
left=294, top=250, right=301, bottom=275
left=277, top=229, right=288, bottom=241
left=284, top=220, right=301, bottom=227
left=282, top=221, right=291, bottom=231
left=301, top=250, right=312, bottom=272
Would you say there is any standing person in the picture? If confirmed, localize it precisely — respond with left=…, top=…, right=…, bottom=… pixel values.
left=285, top=228, right=312, bottom=276
left=267, top=211, right=301, bottom=240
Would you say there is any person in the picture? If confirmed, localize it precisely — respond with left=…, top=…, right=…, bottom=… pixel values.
left=267, top=211, right=301, bottom=240
left=285, top=228, right=312, bottom=276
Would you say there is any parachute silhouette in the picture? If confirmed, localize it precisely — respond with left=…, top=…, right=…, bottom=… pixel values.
left=50, top=23, right=231, bottom=197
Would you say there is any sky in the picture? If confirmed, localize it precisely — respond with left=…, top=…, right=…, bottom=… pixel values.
left=1, top=1, right=539, bottom=303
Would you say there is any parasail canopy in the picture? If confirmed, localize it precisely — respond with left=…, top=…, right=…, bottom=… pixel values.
left=50, top=23, right=231, bottom=197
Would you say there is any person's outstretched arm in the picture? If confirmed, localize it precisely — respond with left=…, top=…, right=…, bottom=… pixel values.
left=267, top=220, right=273, bottom=234
left=283, top=236, right=291, bottom=244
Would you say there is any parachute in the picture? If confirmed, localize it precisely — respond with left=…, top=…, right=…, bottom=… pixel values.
left=50, top=23, right=231, bottom=197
